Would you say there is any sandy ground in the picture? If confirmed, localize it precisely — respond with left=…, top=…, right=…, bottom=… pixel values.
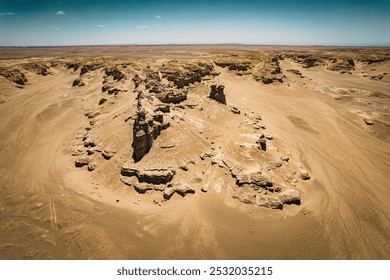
left=0, top=46, right=389, bottom=259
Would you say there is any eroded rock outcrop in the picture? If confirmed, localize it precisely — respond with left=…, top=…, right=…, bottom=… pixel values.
left=121, top=165, right=175, bottom=184
left=104, top=67, right=126, bottom=81
left=156, top=88, right=188, bottom=104
left=327, top=58, right=355, bottom=73
left=80, top=62, right=103, bottom=76
left=209, top=84, right=226, bottom=104
left=0, top=68, right=28, bottom=85
left=132, top=91, right=170, bottom=162
left=252, top=57, right=284, bottom=84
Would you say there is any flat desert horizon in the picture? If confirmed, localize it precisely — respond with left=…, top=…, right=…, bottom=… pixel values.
left=0, top=44, right=389, bottom=259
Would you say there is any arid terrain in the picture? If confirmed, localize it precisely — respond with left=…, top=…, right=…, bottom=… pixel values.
left=0, top=45, right=389, bottom=259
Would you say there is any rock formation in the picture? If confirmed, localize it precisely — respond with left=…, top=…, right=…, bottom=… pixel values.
left=209, top=84, right=226, bottom=104
left=0, top=68, right=28, bottom=85
left=121, top=165, right=175, bottom=184
left=132, top=92, right=170, bottom=162
left=252, top=56, right=284, bottom=84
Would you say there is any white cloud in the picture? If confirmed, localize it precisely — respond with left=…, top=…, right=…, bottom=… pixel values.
left=155, top=15, right=161, bottom=20
left=0, top=12, right=15, bottom=16
left=56, top=11, right=65, bottom=16
left=49, top=25, right=61, bottom=30
left=137, top=25, right=148, bottom=29
left=97, top=24, right=106, bottom=28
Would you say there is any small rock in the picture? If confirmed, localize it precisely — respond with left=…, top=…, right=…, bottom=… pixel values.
left=281, top=156, right=290, bottom=162
left=75, top=157, right=89, bottom=167
left=264, top=133, right=273, bottom=140
left=88, top=111, right=101, bottom=119
left=71, top=148, right=85, bottom=156
left=231, top=106, right=241, bottom=114
left=99, top=98, right=107, bottom=105
left=87, top=163, right=97, bottom=171
left=299, top=168, right=310, bottom=180
left=102, top=150, right=116, bottom=160
left=364, top=118, right=374, bottom=125
left=256, top=134, right=267, bottom=151
left=72, top=78, right=85, bottom=87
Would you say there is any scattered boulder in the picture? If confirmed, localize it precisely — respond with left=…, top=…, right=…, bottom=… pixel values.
left=83, top=138, right=96, bottom=148
left=200, top=151, right=215, bottom=160
left=364, top=118, right=375, bottom=125
left=88, top=111, right=101, bottom=119
left=179, top=159, right=195, bottom=171
left=75, top=157, right=89, bottom=167
left=98, top=98, right=107, bottom=105
left=102, top=150, right=116, bottom=160
left=287, top=69, right=303, bottom=76
left=71, top=148, right=85, bottom=156
left=72, top=78, right=85, bottom=87
left=298, top=167, right=310, bottom=180
left=231, top=106, right=240, bottom=114
left=87, top=163, right=97, bottom=171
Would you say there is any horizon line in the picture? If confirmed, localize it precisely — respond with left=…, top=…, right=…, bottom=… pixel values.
left=1, top=43, right=390, bottom=48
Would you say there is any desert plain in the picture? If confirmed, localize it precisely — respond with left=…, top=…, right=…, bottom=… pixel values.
left=0, top=45, right=389, bottom=259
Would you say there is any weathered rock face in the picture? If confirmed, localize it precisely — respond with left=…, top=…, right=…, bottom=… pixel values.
left=230, top=188, right=283, bottom=209
left=209, top=84, right=226, bottom=104
left=278, top=189, right=301, bottom=205
left=66, top=62, right=80, bottom=71
left=215, top=60, right=252, bottom=76
left=252, top=57, right=284, bottom=84
left=327, top=58, right=355, bottom=73
left=216, top=61, right=252, bottom=71
left=0, top=68, right=28, bottom=85
left=156, top=89, right=188, bottom=104
left=132, top=74, right=142, bottom=88
left=104, top=67, right=126, bottom=81
left=132, top=92, right=170, bottom=162
left=163, top=183, right=195, bottom=200
left=80, top=62, right=103, bottom=76
left=224, top=161, right=273, bottom=187
left=161, top=62, right=214, bottom=88
left=22, top=63, right=51, bottom=76
left=121, top=165, right=176, bottom=184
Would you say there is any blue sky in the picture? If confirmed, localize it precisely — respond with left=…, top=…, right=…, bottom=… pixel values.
left=0, top=0, right=389, bottom=46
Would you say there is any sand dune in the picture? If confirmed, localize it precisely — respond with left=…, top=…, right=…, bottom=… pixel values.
left=0, top=46, right=389, bottom=259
